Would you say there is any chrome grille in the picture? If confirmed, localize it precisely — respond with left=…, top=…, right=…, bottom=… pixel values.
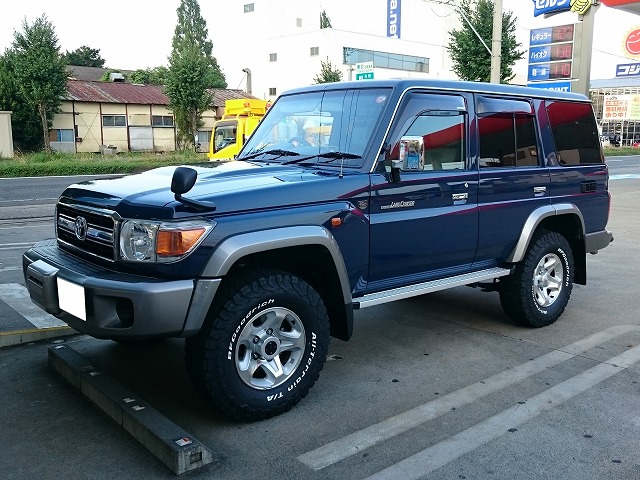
left=56, top=203, right=117, bottom=261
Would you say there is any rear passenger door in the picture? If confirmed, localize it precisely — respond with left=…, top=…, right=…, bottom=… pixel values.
left=368, top=91, right=478, bottom=289
left=474, top=96, right=550, bottom=267
left=545, top=100, right=609, bottom=234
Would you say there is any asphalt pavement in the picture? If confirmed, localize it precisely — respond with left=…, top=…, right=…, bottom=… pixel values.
left=1, top=161, right=639, bottom=479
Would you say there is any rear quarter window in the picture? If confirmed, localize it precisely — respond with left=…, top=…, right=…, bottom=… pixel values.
left=546, top=101, right=603, bottom=165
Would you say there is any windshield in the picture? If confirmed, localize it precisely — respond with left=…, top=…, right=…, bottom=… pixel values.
left=213, top=121, right=238, bottom=153
left=239, top=88, right=391, bottom=168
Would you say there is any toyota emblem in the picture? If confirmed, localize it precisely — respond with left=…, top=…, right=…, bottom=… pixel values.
left=74, top=216, right=88, bottom=240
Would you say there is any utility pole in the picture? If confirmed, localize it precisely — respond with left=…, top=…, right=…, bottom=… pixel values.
left=490, top=0, right=503, bottom=83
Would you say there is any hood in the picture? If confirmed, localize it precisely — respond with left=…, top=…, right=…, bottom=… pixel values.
left=60, top=161, right=367, bottom=219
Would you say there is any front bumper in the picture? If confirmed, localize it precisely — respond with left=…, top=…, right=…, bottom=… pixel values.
left=22, top=239, right=220, bottom=340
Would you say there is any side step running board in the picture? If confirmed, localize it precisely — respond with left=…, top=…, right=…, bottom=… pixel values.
left=353, top=267, right=511, bottom=309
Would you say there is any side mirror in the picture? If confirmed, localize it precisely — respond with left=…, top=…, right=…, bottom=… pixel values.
left=170, top=166, right=217, bottom=211
left=399, top=136, right=424, bottom=171
left=171, top=166, right=198, bottom=195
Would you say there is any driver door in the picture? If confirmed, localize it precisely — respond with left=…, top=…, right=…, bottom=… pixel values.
left=367, top=91, right=479, bottom=290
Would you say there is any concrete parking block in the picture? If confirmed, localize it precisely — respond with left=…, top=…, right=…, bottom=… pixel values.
left=0, top=326, right=75, bottom=349
left=48, top=344, right=217, bottom=475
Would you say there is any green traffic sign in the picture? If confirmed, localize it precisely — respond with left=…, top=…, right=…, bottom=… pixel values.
left=356, top=72, right=374, bottom=80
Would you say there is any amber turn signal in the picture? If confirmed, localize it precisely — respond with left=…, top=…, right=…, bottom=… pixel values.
left=156, top=228, right=206, bottom=257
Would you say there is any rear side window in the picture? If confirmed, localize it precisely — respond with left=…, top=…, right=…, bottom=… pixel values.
left=478, top=97, right=539, bottom=168
left=546, top=101, right=602, bottom=165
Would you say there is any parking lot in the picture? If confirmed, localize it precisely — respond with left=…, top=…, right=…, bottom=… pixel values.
left=1, top=165, right=639, bottom=480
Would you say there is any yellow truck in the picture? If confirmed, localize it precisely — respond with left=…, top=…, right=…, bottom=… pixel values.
left=208, top=98, right=269, bottom=160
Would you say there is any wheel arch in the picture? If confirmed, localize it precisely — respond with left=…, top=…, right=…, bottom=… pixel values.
left=507, top=204, right=587, bottom=285
left=201, top=226, right=354, bottom=340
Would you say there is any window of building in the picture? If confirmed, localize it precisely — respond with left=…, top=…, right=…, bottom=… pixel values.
left=49, top=129, right=74, bottom=142
left=151, top=115, right=174, bottom=127
left=296, top=18, right=302, bottom=27
left=197, top=130, right=211, bottom=151
left=344, top=47, right=429, bottom=73
left=546, top=101, right=603, bottom=164
left=477, top=97, right=539, bottom=168
left=269, top=87, right=277, bottom=96
left=269, top=53, right=278, bottom=62
left=102, top=115, right=126, bottom=127
left=243, top=3, right=254, bottom=13
left=310, top=46, right=319, bottom=57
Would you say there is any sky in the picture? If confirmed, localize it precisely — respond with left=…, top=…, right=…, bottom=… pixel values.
left=0, top=0, right=638, bottom=83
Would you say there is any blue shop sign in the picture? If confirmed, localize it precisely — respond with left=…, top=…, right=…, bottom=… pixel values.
left=616, top=63, right=640, bottom=77
left=530, top=27, right=553, bottom=46
left=532, top=0, right=571, bottom=17
left=528, top=64, right=550, bottom=81
left=528, top=81, right=571, bottom=92
left=529, top=45, right=551, bottom=64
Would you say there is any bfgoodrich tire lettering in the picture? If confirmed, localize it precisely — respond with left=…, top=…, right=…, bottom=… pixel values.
left=499, top=230, right=574, bottom=328
left=185, top=269, right=329, bottom=421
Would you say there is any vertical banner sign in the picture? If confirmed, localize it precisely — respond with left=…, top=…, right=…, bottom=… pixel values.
left=387, top=0, right=401, bottom=39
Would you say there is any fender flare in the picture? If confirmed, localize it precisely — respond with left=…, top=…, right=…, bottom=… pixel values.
left=201, top=225, right=353, bottom=304
left=506, top=203, right=585, bottom=263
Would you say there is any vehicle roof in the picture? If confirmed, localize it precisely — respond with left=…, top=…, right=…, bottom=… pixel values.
left=282, top=78, right=589, bottom=102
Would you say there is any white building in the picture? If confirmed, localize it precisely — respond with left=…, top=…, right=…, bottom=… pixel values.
left=211, top=0, right=461, bottom=101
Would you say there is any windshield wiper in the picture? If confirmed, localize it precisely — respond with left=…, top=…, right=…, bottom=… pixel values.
left=238, top=149, right=300, bottom=161
left=280, top=155, right=320, bottom=165
left=317, top=151, right=362, bottom=163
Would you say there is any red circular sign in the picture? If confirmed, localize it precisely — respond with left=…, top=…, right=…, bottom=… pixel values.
left=625, top=28, right=640, bottom=56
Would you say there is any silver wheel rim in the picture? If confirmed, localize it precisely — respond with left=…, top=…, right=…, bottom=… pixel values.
left=234, top=307, right=306, bottom=390
left=532, top=253, right=564, bottom=308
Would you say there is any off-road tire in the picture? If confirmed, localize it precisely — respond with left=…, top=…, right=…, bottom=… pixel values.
left=185, top=269, right=330, bottom=421
left=499, top=230, right=574, bottom=328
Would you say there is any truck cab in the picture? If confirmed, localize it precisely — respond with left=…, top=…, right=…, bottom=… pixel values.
left=208, top=98, right=269, bottom=160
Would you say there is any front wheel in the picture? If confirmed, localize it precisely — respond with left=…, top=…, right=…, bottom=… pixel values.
left=185, top=269, right=330, bottom=421
left=499, top=230, right=574, bottom=328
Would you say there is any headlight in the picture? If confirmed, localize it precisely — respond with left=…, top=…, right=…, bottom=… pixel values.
left=119, top=219, right=215, bottom=263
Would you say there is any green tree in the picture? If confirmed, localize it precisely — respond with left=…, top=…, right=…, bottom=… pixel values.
left=129, top=66, right=169, bottom=85
left=165, top=0, right=226, bottom=150
left=0, top=51, right=43, bottom=152
left=447, top=0, right=524, bottom=83
left=62, top=45, right=105, bottom=67
left=10, top=15, right=68, bottom=153
left=313, top=57, right=343, bottom=84
left=320, top=10, right=332, bottom=29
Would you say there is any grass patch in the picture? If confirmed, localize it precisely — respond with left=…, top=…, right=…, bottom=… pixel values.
left=0, top=151, right=211, bottom=177
left=603, top=146, right=639, bottom=157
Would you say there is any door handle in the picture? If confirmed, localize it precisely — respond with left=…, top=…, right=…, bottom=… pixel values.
left=533, top=186, right=546, bottom=194
left=452, top=193, right=468, bottom=201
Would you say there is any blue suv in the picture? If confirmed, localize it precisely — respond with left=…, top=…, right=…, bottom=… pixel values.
left=23, top=79, right=613, bottom=421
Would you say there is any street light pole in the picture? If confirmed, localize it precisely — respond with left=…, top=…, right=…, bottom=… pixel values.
left=242, top=68, right=252, bottom=95
left=490, top=0, right=503, bottom=83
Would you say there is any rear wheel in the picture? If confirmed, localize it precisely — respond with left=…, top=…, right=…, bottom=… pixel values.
left=499, top=230, right=574, bottom=328
left=185, top=269, right=330, bottom=421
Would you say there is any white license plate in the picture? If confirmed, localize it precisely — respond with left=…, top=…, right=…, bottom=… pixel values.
left=56, top=277, right=86, bottom=321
